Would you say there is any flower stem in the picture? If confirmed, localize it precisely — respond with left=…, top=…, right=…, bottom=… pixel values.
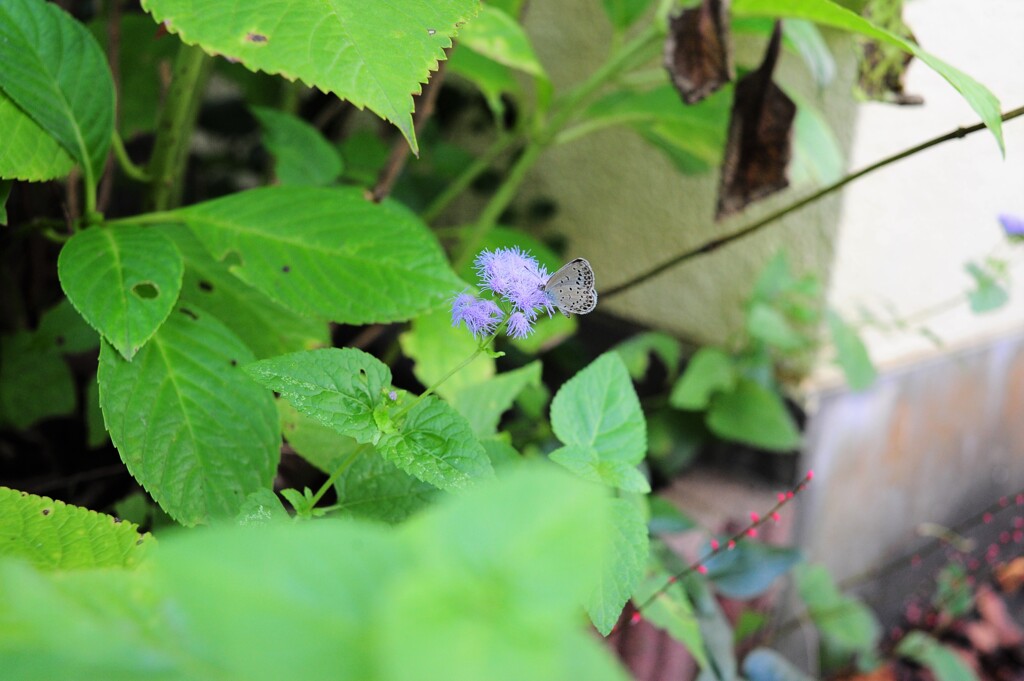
left=392, top=331, right=500, bottom=420
left=307, top=445, right=365, bottom=510
left=146, top=43, right=212, bottom=211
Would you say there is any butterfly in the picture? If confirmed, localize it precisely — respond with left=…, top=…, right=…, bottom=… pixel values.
left=542, top=258, right=598, bottom=317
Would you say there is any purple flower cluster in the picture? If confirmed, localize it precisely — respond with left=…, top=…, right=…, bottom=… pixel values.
left=999, top=213, right=1024, bottom=240
left=451, top=247, right=555, bottom=339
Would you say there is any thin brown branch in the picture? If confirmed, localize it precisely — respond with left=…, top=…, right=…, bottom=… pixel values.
left=97, top=0, right=122, bottom=213
left=603, top=106, right=1024, bottom=299
left=370, top=56, right=449, bottom=203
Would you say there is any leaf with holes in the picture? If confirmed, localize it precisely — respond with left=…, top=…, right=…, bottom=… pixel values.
left=0, top=332, right=76, bottom=430
left=159, top=225, right=328, bottom=359
left=58, top=225, right=183, bottom=361
left=550, top=353, right=647, bottom=492
left=0, top=0, right=114, bottom=186
left=247, top=348, right=392, bottom=445
left=0, top=486, right=153, bottom=570
left=98, top=307, right=279, bottom=526
left=252, top=106, right=343, bottom=186
left=141, top=0, right=479, bottom=154
left=585, top=497, right=649, bottom=635
left=171, top=187, right=463, bottom=324
left=378, top=396, right=494, bottom=491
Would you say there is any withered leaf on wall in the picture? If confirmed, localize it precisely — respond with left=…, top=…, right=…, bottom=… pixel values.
left=716, top=21, right=795, bottom=220
left=664, top=0, right=734, bottom=105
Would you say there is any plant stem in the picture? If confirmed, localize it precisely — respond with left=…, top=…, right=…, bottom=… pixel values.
left=392, top=331, right=500, bottom=420
left=111, top=132, right=151, bottom=182
left=603, top=104, right=1024, bottom=298
left=450, top=25, right=661, bottom=270
left=308, top=445, right=365, bottom=509
left=146, top=43, right=212, bottom=212
left=421, top=132, right=516, bottom=224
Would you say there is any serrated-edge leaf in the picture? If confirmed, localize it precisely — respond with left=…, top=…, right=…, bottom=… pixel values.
left=141, top=0, right=481, bottom=154
left=0, top=486, right=153, bottom=570
left=247, top=348, right=391, bottom=444
left=587, top=497, right=649, bottom=635
left=0, top=0, right=114, bottom=182
left=99, top=307, right=280, bottom=526
left=333, top=448, right=438, bottom=524
left=0, top=94, right=75, bottom=181
left=59, top=225, right=184, bottom=360
left=549, top=445, right=651, bottom=493
left=378, top=396, right=494, bottom=491
left=171, top=186, right=463, bottom=323
left=551, top=352, right=646, bottom=465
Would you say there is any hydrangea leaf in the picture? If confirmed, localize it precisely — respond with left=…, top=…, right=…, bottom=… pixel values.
left=159, top=225, right=329, bottom=359
left=670, top=347, right=736, bottom=410
left=614, top=331, right=682, bottom=381
left=450, top=361, right=542, bottom=437
left=549, top=445, right=651, bottom=493
left=550, top=353, right=647, bottom=491
left=0, top=332, right=76, bottom=430
left=252, top=106, right=343, bottom=186
left=732, top=0, right=1004, bottom=152
left=458, top=6, right=546, bottom=78
left=59, top=225, right=184, bottom=361
left=377, top=396, right=494, bottom=491
left=0, top=0, right=114, bottom=185
left=246, top=348, right=392, bottom=445
left=30, top=299, right=99, bottom=355
left=0, top=95, right=73, bottom=181
left=171, top=186, right=463, bottom=324
left=585, top=497, right=649, bottom=635
left=399, top=308, right=495, bottom=401
left=0, top=486, right=153, bottom=570
left=140, top=0, right=480, bottom=154
left=706, top=379, right=801, bottom=451
left=447, top=47, right=520, bottom=118
left=235, top=490, right=289, bottom=526
left=99, top=307, right=280, bottom=526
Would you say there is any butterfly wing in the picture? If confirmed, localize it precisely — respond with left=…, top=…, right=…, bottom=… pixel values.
left=543, top=258, right=598, bottom=316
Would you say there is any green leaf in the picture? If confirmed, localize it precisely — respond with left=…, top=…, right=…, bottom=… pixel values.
left=0, top=332, right=76, bottom=430
left=0, top=95, right=74, bottom=181
left=634, top=568, right=709, bottom=669
left=827, top=310, right=875, bottom=390
left=31, top=299, right=99, bottom=355
left=734, top=17, right=836, bottom=87
left=58, top=225, right=184, bottom=360
left=670, top=347, right=737, bottom=410
left=704, top=542, right=802, bottom=599
left=252, top=106, right=343, bottom=186
left=85, top=375, right=108, bottom=449
left=172, top=186, right=463, bottom=323
left=90, top=14, right=179, bottom=138
left=550, top=353, right=648, bottom=492
left=896, top=631, right=979, bottom=681
left=731, top=0, right=1005, bottom=152
left=385, top=464, right=620, bottom=680
left=459, top=6, right=546, bottom=78
left=965, top=261, right=1009, bottom=313
left=450, top=361, right=542, bottom=436
left=235, top=489, right=289, bottom=526
left=481, top=435, right=522, bottom=469
left=278, top=400, right=437, bottom=523
left=685, top=573, right=738, bottom=680
left=615, top=331, right=682, bottom=381
left=747, top=302, right=807, bottom=351
left=447, top=46, right=520, bottom=118
left=141, top=0, right=480, bottom=154
left=0, top=180, right=10, bottom=223
left=706, top=379, right=801, bottom=451
left=0, top=0, right=114, bottom=185
left=333, top=447, right=438, bottom=524
left=601, top=0, right=655, bottom=29
left=159, top=224, right=329, bottom=359
left=648, top=496, right=696, bottom=534
left=933, top=564, right=973, bottom=618
left=742, top=648, right=815, bottom=681
left=0, top=486, right=152, bottom=570
left=377, top=396, right=494, bottom=491
left=586, top=497, right=649, bottom=635
left=247, top=348, right=392, bottom=445
left=794, top=563, right=880, bottom=658
left=99, top=307, right=280, bottom=526
left=399, top=308, right=495, bottom=401
left=790, top=95, right=845, bottom=186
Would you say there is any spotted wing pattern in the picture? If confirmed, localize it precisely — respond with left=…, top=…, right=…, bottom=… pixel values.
left=542, top=258, right=598, bottom=316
